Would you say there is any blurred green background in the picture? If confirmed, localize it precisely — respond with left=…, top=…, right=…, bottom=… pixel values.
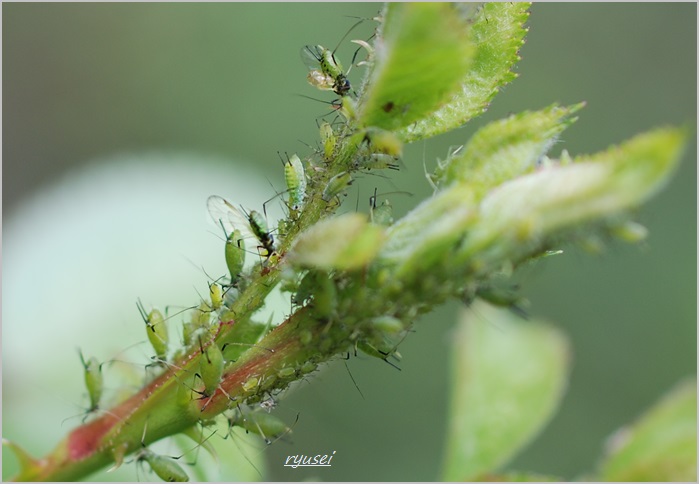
left=3, top=3, right=696, bottom=481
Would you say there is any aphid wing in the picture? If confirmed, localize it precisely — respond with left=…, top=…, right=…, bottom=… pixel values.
left=300, top=45, right=323, bottom=69
left=206, top=195, right=255, bottom=243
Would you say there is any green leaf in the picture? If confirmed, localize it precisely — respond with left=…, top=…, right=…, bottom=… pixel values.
left=597, top=379, right=697, bottom=482
left=442, top=302, right=570, bottom=481
left=454, top=127, right=689, bottom=268
left=400, top=2, right=531, bottom=143
left=287, top=213, right=386, bottom=270
left=433, top=103, right=584, bottom=194
left=357, top=3, right=475, bottom=132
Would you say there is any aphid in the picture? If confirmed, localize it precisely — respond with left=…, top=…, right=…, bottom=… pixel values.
left=207, top=282, right=223, bottom=312
left=197, top=337, right=224, bottom=397
left=259, top=396, right=277, bottom=412
left=302, top=46, right=351, bottom=97
left=313, top=272, right=337, bottom=319
left=355, top=153, right=400, bottom=172
left=132, top=424, right=217, bottom=482
left=78, top=350, right=103, bottom=413
left=301, top=20, right=364, bottom=97
left=356, top=339, right=402, bottom=371
left=182, top=303, right=213, bottom=347
left=227, top=407, right=294, bottom=445
left=281, top=153, right=307, bottom=213
left=137, top=300, right=169, bottom=360
left=207, top=195, right=275, bottom=258
left=319, top=122, right=336, bottom=161
left=223, top=227, right=245, bottom=286
left=369, top=189, right=394, bottom=226
left=138, top=449, right=190, bottom=482
left=363, top=128, right=403, bottom=157
left=322, top=171, right=353, bottom=203
left=242, top=377, right=259, bottom=393
left=369, top=315, right=404, bottom=335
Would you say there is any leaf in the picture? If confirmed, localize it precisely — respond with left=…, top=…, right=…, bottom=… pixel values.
left=287, top=213, right=386, bottom=270
left=442, top=302, right=570, bottom=481
left=455, top=127, right=689, bottom=268
left=400, top=2, right=531, bottom=143
left=357, top=3, right=475, bottom=132
left=597, top=379, right=697, bottom=482
left=433, top=103, right=584, bottom=193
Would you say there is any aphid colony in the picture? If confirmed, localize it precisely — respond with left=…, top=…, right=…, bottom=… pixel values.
left=72, top=18, right=411, bottom=482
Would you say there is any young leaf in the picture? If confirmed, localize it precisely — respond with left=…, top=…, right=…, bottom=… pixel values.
left=442, top=302, right=570, bottom=481
left=433, top=103, right=584, bottom=193
left=401, top=2, right=531, bottom=143
left=597, top=379, right=697, bottom=482
left=287, top=213, right=386, bottom=271
left=357, top=3, right=475, bottom=132
left=455, top=127, right=688, bottom=268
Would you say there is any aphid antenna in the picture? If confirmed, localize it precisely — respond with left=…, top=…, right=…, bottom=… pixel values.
left=297, top=137, right=322, bottom=155
left=343, top=359, right=365, bottom=400
left=295, top=94, right=345, bottom=122
left=255, top=412, right=300, bottom=450
left=221, top=340, right=275, bottom=355
left=370, top=189, right=415, bottom=207
left=222, top=413, right=265, bottom=478
left=60, top=396, right=124, bottom=427
left=331, top=18, right=365, bottom=58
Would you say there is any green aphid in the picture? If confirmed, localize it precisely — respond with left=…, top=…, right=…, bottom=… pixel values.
left=313, top=272, right=337, bottom=319
left=277, top=366, right=296, bottom=379
left=356, top=153, right=400, bottom=171
left=228, top=408, right=292, bottom=444
left=78, top=350, right=103, bottom=412
left=224, top=228, right=245, bottom=285
left=292, top=271, right=315, bottom=306
left=199, top=339, right=225, bottom=396
left=356, top=340, right=402, bottom=371
left=137, top=299, right=169, bottom=360
left=141, top=451, right=189, bottom=482
left=370, top=189, right=394, bottom=226
left=220, top=318, right=270, bottom=362
left=242, top=377, right=259, bottom=393
left=183, top=303, right=212, bottom=346
left=322, top=171, right=352, bottom=203
left=284, top=154, right=307, bottom=212
left=369, top=316, right=403, bottom=335
left=207, top=282, right=223, bottom=312
left=319, top=122, right=336, bottom=161
left=363, top=128, right=403, bottom=157
left=135, top=425, right=191, bottom=482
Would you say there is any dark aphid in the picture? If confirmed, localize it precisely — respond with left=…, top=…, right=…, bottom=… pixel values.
left=301, top=19, right=365, bottom=97
left=207, top=195, right=275, bottom=258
